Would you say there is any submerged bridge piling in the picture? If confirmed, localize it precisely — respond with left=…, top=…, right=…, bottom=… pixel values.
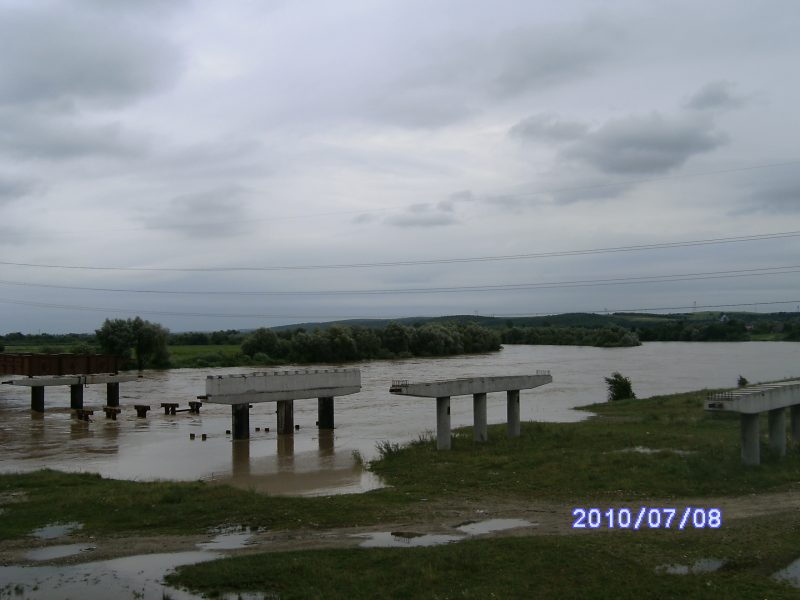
left=201, top=369, right=361, bottom=440
left=390, top=372, right=553, bottom=450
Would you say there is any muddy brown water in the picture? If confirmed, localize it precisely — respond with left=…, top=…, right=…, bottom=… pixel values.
left=1, top=343, right=798, bottom=496
left=1, top=342, right=799, bottom=597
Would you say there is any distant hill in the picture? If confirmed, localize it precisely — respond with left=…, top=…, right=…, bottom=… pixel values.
left=271, top=311, right=800, bottom=332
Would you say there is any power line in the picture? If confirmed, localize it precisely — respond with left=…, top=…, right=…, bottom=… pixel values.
left=0, top=265, right=797, bottom=296
left=496, top=300, right=800, bottom=318
left=0, top=296, right=797, bottom=320
left=1, top=230, right=798, bottom=272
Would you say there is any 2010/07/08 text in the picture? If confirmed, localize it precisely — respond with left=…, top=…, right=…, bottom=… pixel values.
left=572, top=507, right=722, bottom=530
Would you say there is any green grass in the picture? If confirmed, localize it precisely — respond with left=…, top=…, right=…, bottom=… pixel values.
left=4, top=383, right=800, bottom=597
left=3, top=385, right=800, bottom=541
left=0, top=470, right=413, bottom=541
left=370, top=389, right=800, bottom=502
left=166, top=511, right=800, bottom=599
left=166, top=344, right=246, bottom=368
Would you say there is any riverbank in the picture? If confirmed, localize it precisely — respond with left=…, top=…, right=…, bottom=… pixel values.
left=2, top=382, right=800, bottom=596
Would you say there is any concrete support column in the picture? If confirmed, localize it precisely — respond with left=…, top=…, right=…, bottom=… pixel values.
left=318, top=396, right=334, bottom=429
left=768, top=408, right=786, bottom=457
left=231, top=403, right=250, bottom=440
left=70, top=384, right=84, bottom=410
left=740, top=413, right=760, bottom=466
left=791, top=405, right=800, bottom=447
left=436, top=396, right=451, bottom=450
left=277, top=400, right=294, bottom=435
left=473, top=393, right=487, bottom=442
left=106, top=382, right=120, bottom=407
left=232, top=440, right=250, bottom=476
left=507, top=390, right=520, bottom=437
left=31, top=387, right=45, bottom=413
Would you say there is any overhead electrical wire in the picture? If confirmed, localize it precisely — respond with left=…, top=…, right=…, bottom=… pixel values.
left=0, top=231, right=798, bottom=272
left=0, top=296, right=796, bottom=320
left=0, top=265, right=797, bottom=296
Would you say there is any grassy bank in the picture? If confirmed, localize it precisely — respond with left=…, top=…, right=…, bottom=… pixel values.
left=3, top=382, right=800, bottom=596
left=166, top=511, right=800, bottom=599
left=3, top=386, right=800, bottom=540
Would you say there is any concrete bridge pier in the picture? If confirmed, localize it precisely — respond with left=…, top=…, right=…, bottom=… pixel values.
left=740, top=413, right=760, bottom=466
left=768, top=408, right=786, bottom=456
left=231, top=403, right=250, bottom=440
left=31, top=387, right=45, bottom=412
left=318, top=396, right=334, bottom=429
left=277, top=400, right=294, bottom=435
left=473, top=393, right=487, bottom=442
left=70, top=384, right=84, bottom=410
left=791, top=406, right=800, bottom=446
left=507, top=390, right=521, bottom=437
left=436, top=396, right=451, bottom=450
left=106, top=382, right=120, bottom=407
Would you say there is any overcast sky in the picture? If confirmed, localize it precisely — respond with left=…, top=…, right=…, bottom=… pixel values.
left=1, top=0, right=798, bottom=334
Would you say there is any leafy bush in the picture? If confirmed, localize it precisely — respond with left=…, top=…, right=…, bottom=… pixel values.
left=605, top=372, right=636, bottom=401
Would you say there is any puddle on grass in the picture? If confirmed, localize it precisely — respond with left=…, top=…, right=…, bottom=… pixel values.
left=355, top=531, right=463, bottom=548
left=616, top=446, right=695, bottom=457
left=1, top=529, right=258, bottom=599
left=456, top=519, right=533, bottom=535
left=30, top=522, right=83, bottom=540
left=355, top=518, right=535, bottom=548
left=197, top=530, right=254, bottom=551
left=773, top=556, right=800, bottom=588
left=25, top=544, right=96, bottom=561
left=656, top=558, right=726, bottom=575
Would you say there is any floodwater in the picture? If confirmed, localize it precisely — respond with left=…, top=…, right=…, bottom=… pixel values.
left=0, top=532, right=253, bottom=600
left=354, top=518, right=535, bottom=548
left=1, top=342, right=798, bottom=496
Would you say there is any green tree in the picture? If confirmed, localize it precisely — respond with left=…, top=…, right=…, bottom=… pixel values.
left=605, top=372, right=636, bottom=401
left=95, top=319, right=134, bottom=362
left=95, top=317, right=170, bottom=369
left=241, top=328, right=278, bottom=357
left=130, top=317, right=171, bottom=369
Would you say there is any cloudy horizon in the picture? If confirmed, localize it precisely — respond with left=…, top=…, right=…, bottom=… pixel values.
left=1, top=0, right=798, bottom=334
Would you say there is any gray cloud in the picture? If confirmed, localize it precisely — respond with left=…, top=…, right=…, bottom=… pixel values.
left=509, top=113, right=589, bottom=142
left=385, top=203, right=458, bottom=228
left=564, top=112, right=727, bottom=175
left=146, top=186, right=253, bottom=237
left=366, top=17, right=621, bottom=128
left=685, top=81, right=746, bottom=111
left=0, top=4, right=182, bottom=109
left=0, top=109, right=146, bottom=160
left=742, top=173, right=800, bottom=214
left=0, top=176, right=37, bottom=205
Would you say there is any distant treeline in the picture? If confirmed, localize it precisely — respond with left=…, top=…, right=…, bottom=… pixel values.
left=501, top=326, right=640, bottom=347
left=2, top=312, right=799, bottom=369
left=240, top=322, right=501, bottom=364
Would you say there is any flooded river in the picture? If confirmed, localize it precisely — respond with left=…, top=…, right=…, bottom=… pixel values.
left=1, top=342, right=798, bottom=496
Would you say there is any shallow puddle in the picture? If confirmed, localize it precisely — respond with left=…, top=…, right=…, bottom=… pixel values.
left=773, top=556, right=800, bottom=588
left=456, top=518, right=533, bottom=535
left=616, top=446, right=695, bottom=457
left=657, top=558, right=725, bottom=575
left=355, top=531, right=464, bottom=548
left=356, top=518, right=534, bottom=548
left=30, top=521, right=83, bottom=540
left=0, top=550, right=220, bottom=600
left=2, top=530, right=261, bottom=599
left=25, top=543, right=95, bottom=561
left=196, top=530, right=254, bottom=551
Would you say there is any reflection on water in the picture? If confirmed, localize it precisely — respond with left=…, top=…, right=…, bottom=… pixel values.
left=0, top=343, right=798, bottom=496
left=773, top=556, right=800, bottom=588
left=30, top=522, right=83, bottom=540
left=656, top=558, right=726, bottom=575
